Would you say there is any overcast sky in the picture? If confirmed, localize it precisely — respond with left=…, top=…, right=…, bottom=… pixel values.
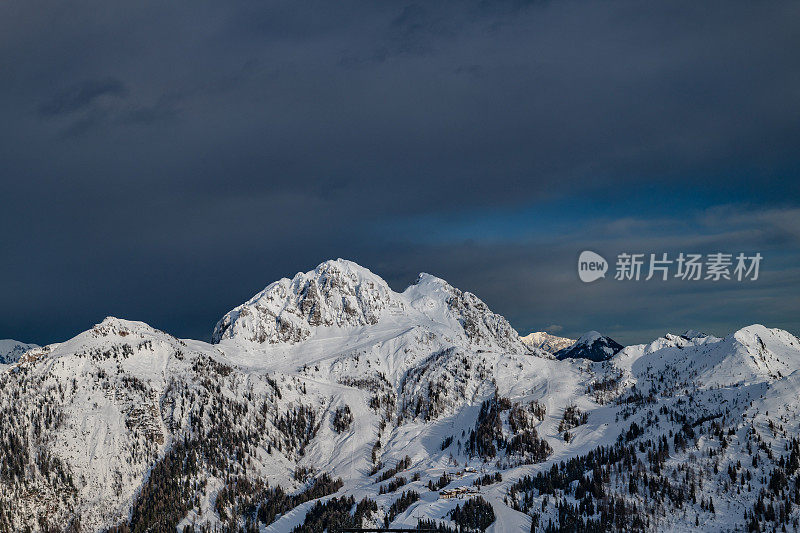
left=2, top=0, right=799, bottom=345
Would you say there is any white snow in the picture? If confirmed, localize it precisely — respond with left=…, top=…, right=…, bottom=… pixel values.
left=519, top=331, right=575, bottom=354
left=2, top=260, right=800, bottom=532
left=0, top=338, right=39, bottom=365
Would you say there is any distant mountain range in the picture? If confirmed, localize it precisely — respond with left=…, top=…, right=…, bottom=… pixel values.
left=0, top=339, right=38, bottom=365
left=519, top=331, right=575, bottom=354
left=1, top=259, right=798, bottom=532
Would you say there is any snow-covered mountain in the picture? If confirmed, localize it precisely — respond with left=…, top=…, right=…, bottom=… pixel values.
left=212, top=259, right=528, bottom=355
left=520, top=331, right=575, bottom=354
left=555, top=330, right=623, bottom=362
left=2, top=259, right=800, bottom=533
left=0, top=338, right=38, bottom=364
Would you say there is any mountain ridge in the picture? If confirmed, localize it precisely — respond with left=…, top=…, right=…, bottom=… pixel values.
left=2, top=260, right=799, bottom=532
left=212, top=259, right=531, bottom=356
left=519, top=331, right=575, bottom=354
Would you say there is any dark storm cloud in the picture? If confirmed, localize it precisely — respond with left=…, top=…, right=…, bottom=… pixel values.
left=38, top=78, right=127, bottom=117
left=370, top=206, right=800, bottom=345
left=0, top=0, right=798, bottom=344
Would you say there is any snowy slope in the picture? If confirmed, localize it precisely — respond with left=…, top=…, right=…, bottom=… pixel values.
left=2, top=260, right=800, bottom=532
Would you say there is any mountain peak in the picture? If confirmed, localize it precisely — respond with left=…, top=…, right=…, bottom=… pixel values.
left=311, top=258, right=383, bottom=280
left=91, top=316, right=167, bottom=338
left=212, top=260, right=528, bottom=353
left=730, top=324, right=800, bottom=355
left=732, top=323, right=770, bottom=339
left=556, top=331, right=623, bottom=362
left=414, top=271, right=449, bottom=285
left=576, top=330, right=604, bottom=344
left=212, top=259, right=400, bottom=344
left=405, top=272, right=455, bottom=298
left=681, top=329, right=708, bottom=339
left=520, top=331, right=575, bottom=354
